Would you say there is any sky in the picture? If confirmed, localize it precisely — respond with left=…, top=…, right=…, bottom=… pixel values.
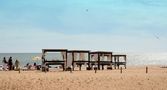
left=0, top=0, right=167, bottom=53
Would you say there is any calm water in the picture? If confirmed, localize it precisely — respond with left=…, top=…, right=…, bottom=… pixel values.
left=0, top=52, right=167, bottom=67
left=0, top=53, right=42, bottom=67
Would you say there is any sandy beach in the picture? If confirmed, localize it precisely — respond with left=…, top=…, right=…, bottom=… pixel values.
left=0, top=66, right=167, bottom=90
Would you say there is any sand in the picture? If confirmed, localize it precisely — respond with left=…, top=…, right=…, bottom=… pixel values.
left=0, top=66, right=167, bottom=90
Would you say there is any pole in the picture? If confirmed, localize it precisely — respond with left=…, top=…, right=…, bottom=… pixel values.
left=70, top=65, right=73, bottom=73
left=18, top=68, right=20, bottom=74
left=95, top=68, right=97, bottom=73
left=95, top=63, right=97, bottom=73
left=146, top=66, right=148, bottom=74
left=120, top=67, right=122, bottom=74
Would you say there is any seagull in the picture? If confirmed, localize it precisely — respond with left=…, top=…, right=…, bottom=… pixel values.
left=154, top=34, right=160, bottom=40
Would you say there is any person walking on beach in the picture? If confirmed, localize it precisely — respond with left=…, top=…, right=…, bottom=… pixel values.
left=15, top=59, right=20, bottom=70
left=2, top=57, right=8, bottom=71
left=8, top=57, right=13, bottom=70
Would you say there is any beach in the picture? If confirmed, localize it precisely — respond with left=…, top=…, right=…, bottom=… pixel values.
left=1, top=0, right=167, bottom=90
left=0, top=66, right=167, bottom=90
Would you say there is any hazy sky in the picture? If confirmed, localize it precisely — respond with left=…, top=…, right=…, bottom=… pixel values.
left=0, top=0, right=167, bottom=53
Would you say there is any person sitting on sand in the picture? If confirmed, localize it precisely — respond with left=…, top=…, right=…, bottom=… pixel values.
left=26, top=63, right=31, bottom=70
left=33, top=63, right=37, bottom=70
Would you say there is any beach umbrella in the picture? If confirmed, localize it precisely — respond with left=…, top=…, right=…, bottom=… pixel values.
left=32, top=56, right=41, bottom=61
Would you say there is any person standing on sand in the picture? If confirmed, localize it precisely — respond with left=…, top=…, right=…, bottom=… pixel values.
left=8, top=57, right=13, bottom=70
left=2, top=57, right=8, bottom=71
left=15, top=59, right=20, bottom=70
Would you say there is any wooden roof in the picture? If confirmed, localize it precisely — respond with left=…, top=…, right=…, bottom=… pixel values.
left=42, top=49, right=68, bottom=53
left=90, top=51, right=112, bottom=54
left=68, top=50, right=90, bottom=53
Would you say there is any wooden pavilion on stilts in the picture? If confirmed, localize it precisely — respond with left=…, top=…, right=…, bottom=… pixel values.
left=42, top=49, right=68, bottom=71
left=67, top=50, right=90, bottom=71
left=41, top=49, right=127, bottom=72
left=90, top=51, right=113, bottom=70
left=112, top=55, right=127, bottom=69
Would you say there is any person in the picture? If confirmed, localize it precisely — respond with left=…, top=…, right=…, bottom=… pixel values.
left=8, top=57, right=13, bottom=70
left=26, top=63, right=29, bottom=67
left=15, top=59, right=20, bottom=70
left=2, top=57, right=8, bottom=71
left=26, top=63, right=30, bottom=70
left=33, top=63, right=37, bottom=69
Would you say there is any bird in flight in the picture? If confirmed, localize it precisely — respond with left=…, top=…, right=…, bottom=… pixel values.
left=154, top=34, right=160, bottom=40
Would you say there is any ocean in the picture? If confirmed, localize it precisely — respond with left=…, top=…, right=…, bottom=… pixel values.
left=0, top=53, right=42, bottom=67
left=0, top=52, right=167, bottom=67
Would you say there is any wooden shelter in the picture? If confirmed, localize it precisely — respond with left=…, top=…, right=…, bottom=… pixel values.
left=90, top=51, right=113, bottom=70
left=41, top=49, right=127, bottom=71
left=112, top=55, right=127, bottom=69
left=42, top=49, right=68, bottom=71
left=68, top=50, right=90, bottom=71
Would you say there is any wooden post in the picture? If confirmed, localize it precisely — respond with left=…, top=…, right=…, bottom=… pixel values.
left=146, top=66, right=148, bottom=73
left=70, top=65, right=73, bottom=73
left=72, top=64, right=74, bottom=71
left=18, top=68, right=20, bottom=74
left=102, top=65, right=104, bottom=70
left=45, top=67, right=46, bottom=73
left=62, top=64, right=65, bottom=71
left=72, top=52, right=74, bottom=71
left=88, top=53, right=91, bottom=69
left=111, top=54, right=113, bottom=70
left=114, top=56, right=116, bottom=69
left=117, top=56, right=119, bottom=69
left=79, top=64, right=81, bottom=71
left=65, top=51, right=68, bottom=71
left=98, top=53, right=100, bottom=70
left=94, top=63, right=97, bottom=73
left=120, top=67, right=122, bottom=74
left=95, top=67, right=97, bottom=73
left=70, top=68, right=72, bottom=73
left=124, top=55, right=127, bottom=69
left=44, top=63, right=47, bottom=73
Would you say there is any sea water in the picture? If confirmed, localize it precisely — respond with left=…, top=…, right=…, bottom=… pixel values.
left=0, top=52, right=167, bottom=67
left=0, top=53, right=42, bottom=67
